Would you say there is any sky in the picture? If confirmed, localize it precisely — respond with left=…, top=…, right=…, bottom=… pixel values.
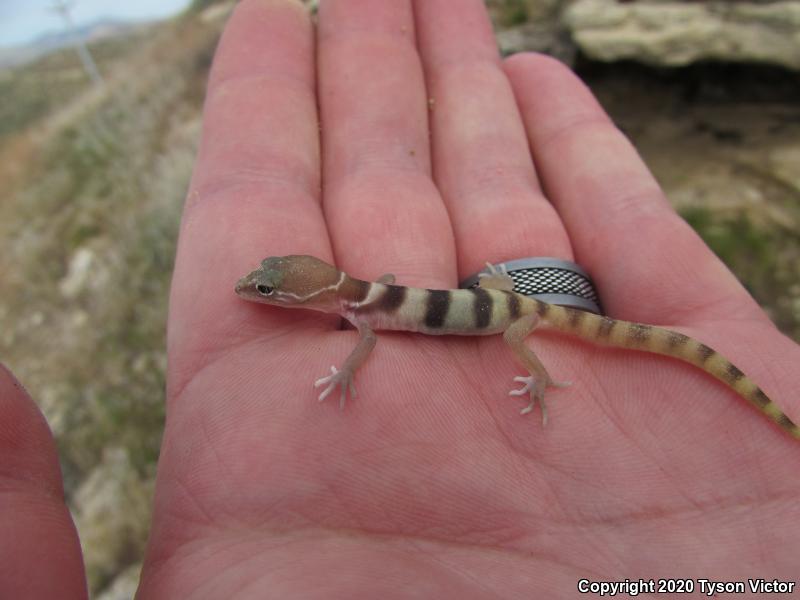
left=0, top=0, right=192, bottom=46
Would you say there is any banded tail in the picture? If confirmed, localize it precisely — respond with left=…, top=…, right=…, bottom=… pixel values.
left=536, top=300, right=800, bottom=440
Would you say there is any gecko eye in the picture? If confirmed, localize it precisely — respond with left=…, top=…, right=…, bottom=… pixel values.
left=256, top=284, right=274, bottom=295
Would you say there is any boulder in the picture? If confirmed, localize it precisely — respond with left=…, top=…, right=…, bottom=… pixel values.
left=564, top=0, right=800, bottom=70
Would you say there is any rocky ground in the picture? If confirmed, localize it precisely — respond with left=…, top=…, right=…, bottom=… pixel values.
left=583, top=60, right=800, bottom=338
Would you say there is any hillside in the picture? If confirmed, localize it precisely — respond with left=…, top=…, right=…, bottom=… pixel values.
left=0, top=5, right=225, bottom=596
left=0, top=18, right=149, bottom=69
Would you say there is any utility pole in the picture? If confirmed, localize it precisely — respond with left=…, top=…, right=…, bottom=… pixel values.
left=49, top=0, right=104, bottom=86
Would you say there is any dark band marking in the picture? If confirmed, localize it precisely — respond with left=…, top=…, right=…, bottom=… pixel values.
left=507, top=293, right=521, bottom=320
left=424, top=290, right=451, bottom=329
left=696, top=344, right=716, bottom=364
left=340, top=277, right=370, bottom=303
left=751, top=389, right=770, bottom=407
left=353, top=284, right=406, bottom=314
left=472, top=288, right=493, bottom=329
left=628, top=323, right=652, bottom=344
left=724, top=363, right=745, bottom=384
left=777, top=413, right=797, bottom=431
left=568, top=308, right=585, bottom=329
left=667, top=332, right=690, bottom=348
left=534, top=299, right=549, bottom=317
left=597, top=317, right=616, bottom=338
left=377, top=285, right=406, bottom=313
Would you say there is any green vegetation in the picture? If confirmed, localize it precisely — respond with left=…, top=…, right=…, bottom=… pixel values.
left=680, top=205, right=800, bottom=339
left=188, top=0, right=227, bottom=13
left=490, top=0, right=530, bottom=27
left=681, top=206, right=770, bottom=274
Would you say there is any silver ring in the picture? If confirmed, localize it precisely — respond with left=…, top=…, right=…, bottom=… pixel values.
left=460, top=257, right=603, bottom=314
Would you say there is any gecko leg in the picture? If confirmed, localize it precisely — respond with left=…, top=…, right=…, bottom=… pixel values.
left=314, top=322, right=376, bottom=410
left=478, top=262, right=515, bottom=291
left=503, top=313, right=571, bottom=426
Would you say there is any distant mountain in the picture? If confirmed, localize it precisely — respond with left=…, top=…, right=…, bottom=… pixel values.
left=0, top=18, right=148, bottom=69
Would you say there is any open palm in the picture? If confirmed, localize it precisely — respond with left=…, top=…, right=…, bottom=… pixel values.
left=2, top=1, right=799, bottom=598
left=138, top=0, right=800, bottom=594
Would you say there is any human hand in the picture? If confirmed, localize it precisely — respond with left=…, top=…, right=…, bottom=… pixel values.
left=4, top=1, right=799, bottom=598
left=143, top=0, right=800, bottom=594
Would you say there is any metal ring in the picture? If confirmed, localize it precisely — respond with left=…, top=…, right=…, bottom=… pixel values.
left=460, top=257, right=603, bottom=314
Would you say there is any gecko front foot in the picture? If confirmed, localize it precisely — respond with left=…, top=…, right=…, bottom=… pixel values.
left=314, top=366, right=357, bottom=410
left=509, top=376, right=571, bottom=426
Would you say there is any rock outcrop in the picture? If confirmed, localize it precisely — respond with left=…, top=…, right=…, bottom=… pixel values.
left=564, top=0, right=800, bottom=70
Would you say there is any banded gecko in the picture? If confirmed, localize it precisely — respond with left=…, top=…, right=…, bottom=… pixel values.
left=235, top=255, right=799, bottom=439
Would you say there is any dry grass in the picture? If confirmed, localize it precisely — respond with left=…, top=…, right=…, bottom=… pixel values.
left=0, top=10, right=221, bottom=593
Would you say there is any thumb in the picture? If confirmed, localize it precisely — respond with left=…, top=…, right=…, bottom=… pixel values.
left=0, top=364, right=87, bottom=599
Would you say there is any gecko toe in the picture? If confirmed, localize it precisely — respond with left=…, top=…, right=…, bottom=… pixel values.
left=508, top=374, right=554, bottom=426
left=509, top=375, right=534, bottom=396
left=317, top=384, right=334, bottom=402
left=314, top=365, right=356, bottom=409
left=314, top=366, right=339, bottom=388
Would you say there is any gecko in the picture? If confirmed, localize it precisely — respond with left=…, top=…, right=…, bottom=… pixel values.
left=235, top=255, right=799, bottom=439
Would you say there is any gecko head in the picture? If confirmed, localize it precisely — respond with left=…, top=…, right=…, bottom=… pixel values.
left=235, top=255, right=343, bottom=310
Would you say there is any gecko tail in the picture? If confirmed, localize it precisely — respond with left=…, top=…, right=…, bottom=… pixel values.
left=542, top=303, right=800, bottom=440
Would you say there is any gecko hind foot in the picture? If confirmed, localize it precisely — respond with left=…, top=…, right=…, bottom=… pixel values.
left=314, top=366, right=357, bottom=410
left=508, top=376, right=571, bottom=426
left=478, top=262, right=515, bottom=292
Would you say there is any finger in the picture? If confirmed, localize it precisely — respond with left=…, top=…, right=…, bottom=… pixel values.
left=169, top=0, right=324, bottom=394
left=414, top=0, right=571, bottom=278
left=0, top=365, right=86, bottom=599
left=317, top=0, right=455, bottom=288
left=504, top=53, right=759, bottom=322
